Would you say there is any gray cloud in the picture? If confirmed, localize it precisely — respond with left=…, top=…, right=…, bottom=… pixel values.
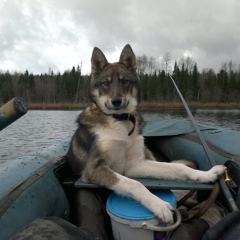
left=0, top=0, right=239, bottom=74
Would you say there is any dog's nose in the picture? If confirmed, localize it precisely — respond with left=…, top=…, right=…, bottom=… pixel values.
left=111, top=97, right=122, bottom=107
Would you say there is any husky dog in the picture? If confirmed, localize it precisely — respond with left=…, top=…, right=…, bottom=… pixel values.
left=66, top=44, right=226, bottom=223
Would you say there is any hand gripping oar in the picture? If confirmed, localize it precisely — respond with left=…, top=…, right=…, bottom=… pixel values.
left=168, top=74, right=238, bottom=212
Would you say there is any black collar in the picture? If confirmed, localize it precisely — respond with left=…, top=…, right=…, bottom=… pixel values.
left=112, top=113, right=136, bottom=136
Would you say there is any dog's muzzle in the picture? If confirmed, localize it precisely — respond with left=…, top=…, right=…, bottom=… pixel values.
left=106, top=97, right=129, bottom=111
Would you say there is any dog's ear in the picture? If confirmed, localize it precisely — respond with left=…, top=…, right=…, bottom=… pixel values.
left=119, top=44, right=137, bottom=73
left=91, top=47, right=109, bottom=78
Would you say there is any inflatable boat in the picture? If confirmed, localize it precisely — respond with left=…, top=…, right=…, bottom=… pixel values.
left=1, top=116, right=240, bottom=239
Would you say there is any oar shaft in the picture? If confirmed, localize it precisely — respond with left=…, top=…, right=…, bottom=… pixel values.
left=0, top=97, right=28, bottom=131
left=169, top=74, right=238, bottom=212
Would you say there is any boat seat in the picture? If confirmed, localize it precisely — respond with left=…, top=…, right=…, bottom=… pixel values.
left=67, top=177, right=215, bottom=191
left=56, top=162, right=214, bottom=191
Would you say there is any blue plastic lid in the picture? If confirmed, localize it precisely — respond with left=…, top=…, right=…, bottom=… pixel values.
left=107, top=190, right=176, bottom=221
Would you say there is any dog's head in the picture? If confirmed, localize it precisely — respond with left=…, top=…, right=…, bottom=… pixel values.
left=89, top=44, right=141, bottom=115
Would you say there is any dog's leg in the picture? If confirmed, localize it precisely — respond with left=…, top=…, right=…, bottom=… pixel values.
left=125, top=160, right=226, bottom=183
left=82, top=166, right=174, bottom=224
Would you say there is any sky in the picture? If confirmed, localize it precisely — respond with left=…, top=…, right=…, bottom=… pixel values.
left=0, top=0, right=239, bottom=75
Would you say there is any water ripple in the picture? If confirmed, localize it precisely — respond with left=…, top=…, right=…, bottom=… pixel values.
left=0, top=109, right=239, bottom=161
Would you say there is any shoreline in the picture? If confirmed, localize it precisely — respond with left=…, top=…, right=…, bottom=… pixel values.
left=21, top=102, right=240, bottom=110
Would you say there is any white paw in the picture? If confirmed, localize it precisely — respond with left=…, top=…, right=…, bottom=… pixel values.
left=196, top=165, right=226, bottom=183
left=207, top=165, right=227, bottom=182
left=148, top=196, right=174, bottom=224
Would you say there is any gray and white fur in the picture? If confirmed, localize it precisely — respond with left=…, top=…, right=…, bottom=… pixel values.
left=66, top=44, right=226, bottom=223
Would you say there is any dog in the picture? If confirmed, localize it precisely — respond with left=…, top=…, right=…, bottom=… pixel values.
left=66, top=44, right=226, bottom=224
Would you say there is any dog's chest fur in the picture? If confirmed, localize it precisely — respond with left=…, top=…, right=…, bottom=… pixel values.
left=81, top=105, right=145, bottom=174
left=93, top=117, right=145, bottom=173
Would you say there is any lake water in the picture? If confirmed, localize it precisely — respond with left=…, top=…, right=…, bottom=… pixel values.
left=0, top=109, right=240, bottom=161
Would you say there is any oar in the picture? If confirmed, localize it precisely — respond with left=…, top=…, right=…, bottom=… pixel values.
left=168, top=74, right=238, bottom=212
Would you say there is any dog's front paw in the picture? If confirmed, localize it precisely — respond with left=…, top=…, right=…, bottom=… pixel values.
left=196, top=165, right=226, bottom=183
left=207, top=165, right=227, bottom=182
left=149, top=197, right=174, bottom=224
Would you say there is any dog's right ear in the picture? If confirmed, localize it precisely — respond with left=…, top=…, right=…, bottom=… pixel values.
left=91, top=47, right=109, bottom=79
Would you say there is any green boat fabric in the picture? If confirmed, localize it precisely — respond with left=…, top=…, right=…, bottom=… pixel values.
left=143, top=119, right=218, bottom=137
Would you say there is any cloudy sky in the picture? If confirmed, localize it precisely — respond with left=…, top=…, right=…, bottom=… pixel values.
left=0, top=0, right=239, bottom=75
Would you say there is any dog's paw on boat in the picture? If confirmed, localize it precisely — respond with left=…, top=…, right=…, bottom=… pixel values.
left=193, top=165, right=226, bottom=183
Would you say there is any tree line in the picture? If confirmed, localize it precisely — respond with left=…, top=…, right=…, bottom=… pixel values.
left=0, top=55, right=240, bottom=104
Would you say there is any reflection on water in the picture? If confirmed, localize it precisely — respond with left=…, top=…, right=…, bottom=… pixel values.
left=0, top=111, right=80, bottom=161
left=0, top=109, right=240, bottom=161
left=193, top=109, right=240, bottom=130
left=142, top=109, right=240, bottom=131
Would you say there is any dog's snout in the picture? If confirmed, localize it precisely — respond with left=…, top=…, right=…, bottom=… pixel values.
left=111, top=97, right=122, bottom=107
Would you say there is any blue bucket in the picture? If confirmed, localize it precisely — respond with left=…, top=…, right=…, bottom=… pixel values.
left=106, top=190, right=177, bottom=240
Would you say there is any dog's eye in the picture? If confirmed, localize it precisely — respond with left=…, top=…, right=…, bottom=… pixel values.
left=122, top=79, right=129, bottom=85
left=102, top=81, right=109, bottom=87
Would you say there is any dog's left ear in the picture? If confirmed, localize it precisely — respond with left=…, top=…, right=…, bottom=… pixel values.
left=119, top=44, right=137, bottom=73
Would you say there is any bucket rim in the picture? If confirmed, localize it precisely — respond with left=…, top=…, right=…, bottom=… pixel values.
left=106, top=190, right=176, bottom=222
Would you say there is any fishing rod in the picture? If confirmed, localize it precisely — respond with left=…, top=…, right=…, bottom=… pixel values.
left=168, top=74, right=238, bottom=212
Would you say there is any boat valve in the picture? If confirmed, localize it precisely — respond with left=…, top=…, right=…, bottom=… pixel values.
left=224, top=169, right=231, bottom=185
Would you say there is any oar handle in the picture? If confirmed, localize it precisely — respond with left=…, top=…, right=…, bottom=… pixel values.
left=0, top=97, right=28, bottom=131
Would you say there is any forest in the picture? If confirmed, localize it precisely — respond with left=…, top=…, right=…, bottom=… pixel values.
left=0, top=55, right=240, bottom=106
